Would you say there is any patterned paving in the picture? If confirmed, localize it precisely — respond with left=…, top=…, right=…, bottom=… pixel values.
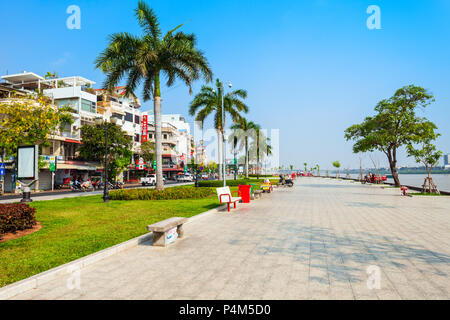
left=9, top=178, right=450, bottom=300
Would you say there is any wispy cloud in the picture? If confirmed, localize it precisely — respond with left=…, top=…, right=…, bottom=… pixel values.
left=51, top=52, right=72, bottom=67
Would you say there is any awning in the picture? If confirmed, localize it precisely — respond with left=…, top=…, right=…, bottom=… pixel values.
left=65, top=139, right=82, bottom=144
left=58, top=164, right=97, bottom=171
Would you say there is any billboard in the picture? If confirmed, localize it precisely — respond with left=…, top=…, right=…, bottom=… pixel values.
left=17, top=145, right=38, bottom=179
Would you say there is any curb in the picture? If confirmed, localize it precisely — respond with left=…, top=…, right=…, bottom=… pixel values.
left=0, top=204, right=227, bottom=300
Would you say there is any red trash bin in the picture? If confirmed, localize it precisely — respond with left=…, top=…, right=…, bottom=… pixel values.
left=239, top=185, right=251, bottom=203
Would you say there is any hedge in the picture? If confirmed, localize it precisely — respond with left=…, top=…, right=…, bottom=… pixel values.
left=110, top=186, right=216, bottom=201
left=248, top=174, right=277, bottom=178
left=197, top=179, right=277, bottom=188
left=0, top=203, right=37, bottom=240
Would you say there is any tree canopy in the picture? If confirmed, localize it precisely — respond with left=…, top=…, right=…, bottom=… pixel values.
left=79, top=123, right=133, bottom=181
left=345, top=85, right=436, bottom=186
left=0, top=94, right=72, bottom=156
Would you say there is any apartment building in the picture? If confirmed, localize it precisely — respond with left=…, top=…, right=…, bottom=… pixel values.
left=0, top=71, right=104, bottom=191
left=1, top=71, right=197, bottom=189
left=143, top=114, right=196, bottom=179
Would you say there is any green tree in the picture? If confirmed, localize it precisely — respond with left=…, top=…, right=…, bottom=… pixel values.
left=229, top=118, right=258, bottom=179
left=316, top=164, right=320, bottom=176
left=303, top=162, right=307, bottom=172
left=332, top=161, right=341, bottom=178
left=140, top=141, right=155, bottom=164
left=95, top=1, right=212, bottom=190
left=0, top=94, right=72, bottom=157
left=345, top=85, right=435, bottom=186
left=406, top=122, right=442, bottom=193
left=79, top=123, right=133, bottom=182
left=189, top=79, right=248, bottom=180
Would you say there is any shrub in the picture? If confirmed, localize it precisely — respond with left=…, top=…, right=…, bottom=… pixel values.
left=110, top=186, right=216, bottom=201
left=248, top=174, right=276, bottom=178
left=0, top=203, right=37, bottom=240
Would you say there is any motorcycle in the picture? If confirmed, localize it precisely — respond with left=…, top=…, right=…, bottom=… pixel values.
left=70, top=181, right=83, bottom=191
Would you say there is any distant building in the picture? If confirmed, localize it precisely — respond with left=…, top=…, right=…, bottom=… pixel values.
left=444, top=154, right=450, bottom=169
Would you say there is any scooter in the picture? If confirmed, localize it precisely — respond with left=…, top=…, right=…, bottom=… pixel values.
left=70, top=181, right=83, bottom=191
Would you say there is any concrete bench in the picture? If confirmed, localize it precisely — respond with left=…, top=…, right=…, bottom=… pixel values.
left=217, top=187, right=241, bottom=212
left=253, top=189, right=263, bottom=199
left=147, top=217, right=188, bottom=247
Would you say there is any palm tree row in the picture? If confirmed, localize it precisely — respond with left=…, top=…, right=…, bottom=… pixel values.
left=96, top=1, right=268, bottom=188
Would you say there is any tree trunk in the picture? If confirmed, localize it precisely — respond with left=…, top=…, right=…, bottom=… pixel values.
left=217, top=129, right=223, bottom=181
left=154, top=96, right=164, bottom=190
left=387, top=151, right=401, bottom=187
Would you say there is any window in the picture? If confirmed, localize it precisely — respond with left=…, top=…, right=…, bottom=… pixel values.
left=149, top=134, right=153, bottom=139
left=134, top=115, right=140, bottom=124
left=163, top=134, right=168, bottom=140
left=135, top=134, right=140, bottom=142
left=125, top=112, right=133, bottom=122
left=56, top=98, right=78, bottom=113
left=81, top=99, right=96, bottom=113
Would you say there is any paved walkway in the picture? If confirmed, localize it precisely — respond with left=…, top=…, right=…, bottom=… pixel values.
left=9, top=178, right=450, bottom=300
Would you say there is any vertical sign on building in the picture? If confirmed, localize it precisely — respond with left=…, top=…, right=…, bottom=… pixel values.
left=141, top=115, right=148, bottom=143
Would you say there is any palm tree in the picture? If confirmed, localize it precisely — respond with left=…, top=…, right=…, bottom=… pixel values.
left=304, top=162, right=308, bottom=173
left=229, top=118, right=258, bottom=179
left=265, top=140, right=272, bottom=175
left=189, top=79, right=248, bottom=180
left=95, top=1, right=212, bottom=190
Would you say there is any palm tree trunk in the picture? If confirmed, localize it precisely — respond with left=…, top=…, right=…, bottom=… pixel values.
left=154, top=76, right=164, bottom=190
left=217, top=129, right=223, bottom=181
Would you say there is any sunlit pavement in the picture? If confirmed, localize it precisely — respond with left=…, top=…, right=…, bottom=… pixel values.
left=8, top=178, right=450, bottom=300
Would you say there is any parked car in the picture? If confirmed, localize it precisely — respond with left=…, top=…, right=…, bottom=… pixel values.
left=201, top=174, right=209, bottom=180
left=177, top=174, right=194, bottom=182
left=141, top=174, right=156, bottom=186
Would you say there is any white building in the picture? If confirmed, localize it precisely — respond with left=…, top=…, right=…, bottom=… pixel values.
left=444, top=154, right=450, bottom=169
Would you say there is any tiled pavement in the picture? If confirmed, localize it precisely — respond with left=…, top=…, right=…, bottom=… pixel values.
left=9, top=178, right=450, bottom=300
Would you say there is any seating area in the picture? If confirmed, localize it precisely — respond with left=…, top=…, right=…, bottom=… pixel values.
left=147, top=217, right=187, bottom=247
left=216, top=186, right=242, bottom=212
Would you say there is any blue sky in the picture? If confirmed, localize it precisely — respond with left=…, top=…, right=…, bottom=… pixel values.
left=1, top=0, right=449, bottom=170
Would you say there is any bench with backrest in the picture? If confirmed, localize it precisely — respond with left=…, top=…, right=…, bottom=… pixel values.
left=216, top=186, right=241, bottom=212
left=147, top=217, right=188, bottom=247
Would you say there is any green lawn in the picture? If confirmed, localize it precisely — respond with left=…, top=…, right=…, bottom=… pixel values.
left=0, top=194, right=219, bottom=288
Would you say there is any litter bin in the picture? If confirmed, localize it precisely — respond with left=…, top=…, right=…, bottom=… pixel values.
left=239, top=185, right=252, bottom=203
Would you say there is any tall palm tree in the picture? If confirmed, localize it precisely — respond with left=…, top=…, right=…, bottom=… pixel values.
left=95, top=1, right=212, bottom=190
left=229, top=118, right=258, bottom=179
left=189, top=79, right=248, bottom=180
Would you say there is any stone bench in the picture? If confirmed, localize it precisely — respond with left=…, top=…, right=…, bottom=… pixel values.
left=253, top=189, right=263, bottom=199
left=147, top=217, right=188, bottom=247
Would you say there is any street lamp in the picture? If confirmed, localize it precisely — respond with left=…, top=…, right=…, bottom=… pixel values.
left=212, top=81, right=232, bottom=187
left=95, top=116, right=118, bottom=202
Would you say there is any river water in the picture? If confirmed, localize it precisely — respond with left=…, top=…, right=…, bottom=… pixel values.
left=348, top=173, right=450, bottom=192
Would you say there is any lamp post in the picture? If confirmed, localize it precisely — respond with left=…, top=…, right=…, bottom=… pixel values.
left=96, top=117, right=117, bottom=202
left=212, top=81, right=232, bottom=187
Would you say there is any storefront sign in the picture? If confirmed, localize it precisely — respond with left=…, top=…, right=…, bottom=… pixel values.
left=141, top=115, right=148, bottom=143
left=40, top=155, right=57, bottom=172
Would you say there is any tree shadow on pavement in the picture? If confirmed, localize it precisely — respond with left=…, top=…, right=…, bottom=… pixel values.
left=231, top=224, right=450, bottom=285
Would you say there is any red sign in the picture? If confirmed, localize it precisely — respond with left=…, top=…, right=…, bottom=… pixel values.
left=141, top=115, right=148, bottom=142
